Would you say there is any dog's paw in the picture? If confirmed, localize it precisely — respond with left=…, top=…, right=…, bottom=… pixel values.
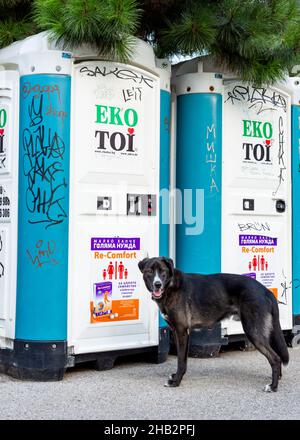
left=164, top=380, right=179, bottom=387
left=264, top=384, right=277, bottom=393
left=169, top=373, right=177, bottom=381
left=164, top=376, right=181, bottom=387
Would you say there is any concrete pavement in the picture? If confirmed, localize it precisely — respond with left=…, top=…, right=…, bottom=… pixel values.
left=0, top=347, right=299, bottom=420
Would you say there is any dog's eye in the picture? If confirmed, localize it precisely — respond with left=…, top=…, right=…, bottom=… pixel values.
left=145, top=268, right=153, bottom=274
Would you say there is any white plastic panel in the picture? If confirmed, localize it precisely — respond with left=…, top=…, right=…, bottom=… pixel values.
left=0, top=70, right=19, bottom=344
left=68, top=60, right=160, bottom=354
left=222, top=83, right=292, bottom=334
left=0, top=228, right=8, bottom=319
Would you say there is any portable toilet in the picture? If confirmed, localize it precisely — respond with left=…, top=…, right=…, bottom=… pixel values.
left=0, top=32, right=171, bottom=380
left=289, top=76, right=300, bottom=336
left=158, top=61, right=171, bottom=332
left=173, top=58, right=294, bottom=351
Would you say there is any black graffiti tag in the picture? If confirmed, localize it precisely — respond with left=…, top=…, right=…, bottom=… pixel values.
left=278, top=270, right=300, bottom=306
left=238, top=222, right=271, bottom=232
left=79, top=65, right=154, bottom=89
left=226, top=85, right=287, bottom=115
left=273, top=116, right=286, bottom=196
left=22, top=94, right=68, bottom=228
left=0, top=157, right=5, bottom=168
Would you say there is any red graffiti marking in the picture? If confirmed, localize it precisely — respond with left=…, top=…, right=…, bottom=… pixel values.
left=26, top=239, right=58, bottom=268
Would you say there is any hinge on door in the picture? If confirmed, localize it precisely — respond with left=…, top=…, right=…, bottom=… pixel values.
left=221, top=327, right=227, bottom=338
left=66, top=346, right=75, bottom=367
left=67, top=345, right=75, bottom=355
left=66, top=356, right=75, bottom=368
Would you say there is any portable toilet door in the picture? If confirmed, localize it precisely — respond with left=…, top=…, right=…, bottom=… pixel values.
left=222, top=80, right=293, bottom=336
left=66, top=42, right=170, bottom=367
left=290, top=76, right=300, bottom=338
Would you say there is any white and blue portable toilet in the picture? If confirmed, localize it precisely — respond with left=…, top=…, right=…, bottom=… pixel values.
left=158, top=60, right=171, bottom=332
left=173, top=58, right=294, bottom=353
left=0, top=32, right=171, bottom=380
left=173, top=59, right=224, bottom=356
left=289, top=76, right=300, bottom=334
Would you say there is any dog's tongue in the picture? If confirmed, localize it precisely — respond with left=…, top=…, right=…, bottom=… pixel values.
left=152, top=289, right=162, bottom=298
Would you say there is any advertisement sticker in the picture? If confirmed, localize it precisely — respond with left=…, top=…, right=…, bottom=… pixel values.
left=0, top=104, right=8, bottom=174
left=76, top=61, right=158, bottom=177
left=90, top=237, right=140, bottom=323
left=238, top=228, right=281, bottom=301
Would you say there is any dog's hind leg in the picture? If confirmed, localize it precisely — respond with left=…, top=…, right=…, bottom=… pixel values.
left=165, top=327, right=190, bottom=387
left=253, top=340, right=281, bottom=392
left=270, top=340, right=283, bottom=379
left=269, top=312, right=289, bottom=372
left=279, top=362, right=282, bottom=379
left=241, top=313, right=282, bottom=392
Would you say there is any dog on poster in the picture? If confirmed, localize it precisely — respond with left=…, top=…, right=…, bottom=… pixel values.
left=138, top=257, right=289, bottom=392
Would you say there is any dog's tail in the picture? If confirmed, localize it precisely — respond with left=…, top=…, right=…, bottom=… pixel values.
left=270, top=299, right=289, bottom=365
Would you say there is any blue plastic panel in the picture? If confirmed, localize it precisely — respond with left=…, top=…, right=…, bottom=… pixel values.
left=16, top=74, right=71, bottom=340
left=292, top=105, right=300, bottom=317
left=159, top=90, right=171, bottom=327
left=176, top=93, right=222, bottom=274
left=159, top=89, right=171, bottom=258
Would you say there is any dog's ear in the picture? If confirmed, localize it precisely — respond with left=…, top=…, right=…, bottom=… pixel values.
left=138, top=258, right=149, bottom=273
left=162, top=257, right=174, bottom=277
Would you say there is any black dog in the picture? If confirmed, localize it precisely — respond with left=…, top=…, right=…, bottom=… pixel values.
left=138, top=257, right=289, bottom=392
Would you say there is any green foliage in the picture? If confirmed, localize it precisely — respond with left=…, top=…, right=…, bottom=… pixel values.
left=0, top=0, right=27, bottom=6
left=0, top=0, right=300, bottom=84
left=156, top=2, right=216, bottom=57
left=34, top=0, right=141, bottom=61
left=211, top=0, right=300, bottom=84
left=0, top=17, right=33, bottom=47
left=0, top=0, right=34, bottom=47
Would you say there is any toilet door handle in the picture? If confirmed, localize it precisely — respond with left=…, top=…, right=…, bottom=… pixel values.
left=276, top=200, right=286, bottom=213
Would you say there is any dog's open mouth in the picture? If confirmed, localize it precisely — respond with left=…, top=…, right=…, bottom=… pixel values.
left=152, top=288, right=163, bottom=299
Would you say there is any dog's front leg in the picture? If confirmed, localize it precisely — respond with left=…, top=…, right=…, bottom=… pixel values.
left=165, top=328, right=190, bottom=387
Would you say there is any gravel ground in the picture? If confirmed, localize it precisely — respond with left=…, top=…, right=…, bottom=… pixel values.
left=0, top=347, right=299, bottom=420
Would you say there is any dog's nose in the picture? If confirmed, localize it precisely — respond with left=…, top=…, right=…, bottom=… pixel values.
left=154, top=281, right=162, bottom=289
